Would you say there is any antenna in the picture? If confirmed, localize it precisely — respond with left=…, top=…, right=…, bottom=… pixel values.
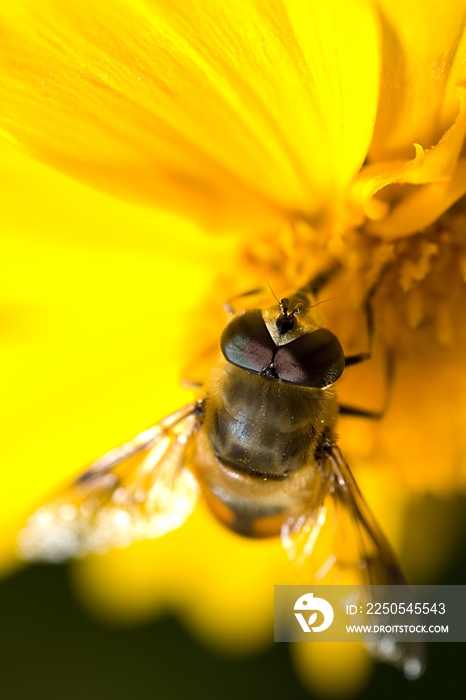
left=265, top=279, right=280, bottom=305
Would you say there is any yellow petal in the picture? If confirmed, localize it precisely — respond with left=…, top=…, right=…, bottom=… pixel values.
left=0, top=139, right=231, bottom=575
left=0, top=0, right=380, bottom=229
left=292, top=641, right=372, bottom=698
left=371, top=0, right=466, bottom=160
left=69, top=502, right=295, bottom=654
left=353, top=89, right=466, bottom=235
left=351, top=143, right=426, bottom=222
left=367, top=159, right=466, bottom=237
left=276, top=0, right=380, bottom=196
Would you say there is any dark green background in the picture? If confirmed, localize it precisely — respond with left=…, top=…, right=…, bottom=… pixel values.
left=1, top=533, right=465, bottom=700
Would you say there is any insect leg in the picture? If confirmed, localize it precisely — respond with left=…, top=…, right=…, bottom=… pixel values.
left=223, top=287, right=265, bottom=314
left=181, top=379, right=205, bottom=390
left=339, top=405, right=384, bottom=420
left=341, top=265, right=394, bottom=419
left=298, top=262, right=342, bottom=296
left=340, top=343, right=395, bottom=420
left=344, top=263, right=392, bottom=367
left=344, top=288, right=376, bottom=367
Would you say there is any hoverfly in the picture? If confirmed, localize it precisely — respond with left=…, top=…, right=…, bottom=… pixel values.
left=18, top=270, right=424, bottom=678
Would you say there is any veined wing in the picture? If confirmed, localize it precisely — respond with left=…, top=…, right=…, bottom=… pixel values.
left=18, top=403, right=201, bottom=562
left=281, top=443, right=425, bottom=679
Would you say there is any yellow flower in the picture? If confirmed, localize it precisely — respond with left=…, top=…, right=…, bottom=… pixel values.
left=1, top=0, right=466, bottom=697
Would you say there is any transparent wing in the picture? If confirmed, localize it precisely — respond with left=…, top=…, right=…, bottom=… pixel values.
left=281, top=445, right=403, bottom=584
left=18, top=403, right=200, bottom=562
left=281, top=444, right=425, bottom=679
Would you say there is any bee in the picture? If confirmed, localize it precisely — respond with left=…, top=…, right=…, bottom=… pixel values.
left=18, top=272, right=424, bottom=679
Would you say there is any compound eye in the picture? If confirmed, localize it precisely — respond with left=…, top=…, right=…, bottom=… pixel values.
left=274, top=328, right=345, bottom=388
left=220, top=309, right=275, bottom=373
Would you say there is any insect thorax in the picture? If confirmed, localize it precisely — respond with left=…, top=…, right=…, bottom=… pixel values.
left=204, top=360, right=338, bottom=478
